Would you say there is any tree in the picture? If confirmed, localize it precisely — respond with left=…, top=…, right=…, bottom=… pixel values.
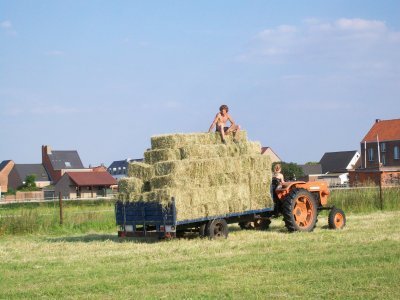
left=18, top=175, right=40, bottom=191
left=272, top=162, right=304, bottom=181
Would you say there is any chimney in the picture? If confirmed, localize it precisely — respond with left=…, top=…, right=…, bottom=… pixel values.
left=42, top=145, right=52, bottom=155
left=375, top=119, right=381, bottom=123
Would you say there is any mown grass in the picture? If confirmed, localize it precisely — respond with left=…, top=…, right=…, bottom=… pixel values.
left=0, top=212, right=399, bottom=299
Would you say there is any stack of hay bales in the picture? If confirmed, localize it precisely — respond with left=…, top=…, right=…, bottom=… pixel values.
left=118, top=131, right=272, bottom=221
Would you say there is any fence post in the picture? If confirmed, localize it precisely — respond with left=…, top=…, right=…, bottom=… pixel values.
left=59, top=192, right=63, bottom=225
left=379, top=172, right=383, bottom=210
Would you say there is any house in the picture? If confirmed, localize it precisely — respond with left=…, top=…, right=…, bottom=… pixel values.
left=42, top=145, right=85, bottom=182
left=91, top=165, right=108, bottom=172
left=55, top=171, right=117, bottom=199
left=298, top=164, right=322, bottom=182
left=8, top=164, right=51, bottom=190
left=108, top=158, right=143, bottom=180
left=320, top=151, right=360, bottom=174
left=318, top=151, right=360, bottom=186
left=349, top=118, right=400, bottom=186
left=0, top=160, right=15, bottom=193
left=261, top=147, right=281, bottom=164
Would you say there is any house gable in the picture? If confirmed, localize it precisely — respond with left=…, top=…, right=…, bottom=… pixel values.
left=0, top=160, right=15, bottom=192
left=362, top=119, right=400, bottom=143
left=319, top=151, right=360, bottom=174
left=261, top=147, right=281, bottom=163
left=42, top=145, right=85, bottom=182
left=8, top=164, right=51, bottom=190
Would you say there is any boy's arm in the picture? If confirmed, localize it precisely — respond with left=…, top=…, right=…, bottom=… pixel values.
left=227, top=114, right=236, bottom=127
left=208, top=114, right=219, bottom=132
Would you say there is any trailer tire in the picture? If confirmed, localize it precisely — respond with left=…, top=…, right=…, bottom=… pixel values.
left=239, top=222, right=253, bottom=230
left=328, top=207, right=346, bottom=229
left=207, top=219, right=228, bottom=239
left=282, top=188, right=318, bottom=232
left=199, top=223, right=207, bottom=237
left=254, top=218, right=271, bottom=231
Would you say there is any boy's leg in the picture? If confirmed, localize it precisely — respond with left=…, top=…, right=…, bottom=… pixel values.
left=232, top=125, right=241, bottom=141
left=217, top=125, right=227, bottom=143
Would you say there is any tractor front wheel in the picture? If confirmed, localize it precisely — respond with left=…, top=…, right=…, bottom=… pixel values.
left=282, top=189, right=318, bottom=232
left=328, top=207, right=346, bottom=229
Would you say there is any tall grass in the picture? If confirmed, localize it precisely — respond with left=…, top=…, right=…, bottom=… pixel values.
left=0, top=186, right=399, bottom=236
left=0, top=199, right=115, bottom=236
left=329, top=186, right=400, bottom=213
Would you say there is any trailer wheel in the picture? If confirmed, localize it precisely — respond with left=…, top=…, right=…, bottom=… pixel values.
left=328, top=207, right=346, bottom=229
left=207, top=219, right=228, bottom=239
left=239, top=222, right=252, bottom=230
left=282, top=188, right=318, bottom=232
left=199, top=223, right=207, bottom=237
left=254, top=218, right=271, bottom=231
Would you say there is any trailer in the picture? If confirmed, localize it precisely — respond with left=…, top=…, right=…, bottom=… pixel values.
left=115, top=180, right=347, bottom=239
left=115, top=198, right=274, bottom=239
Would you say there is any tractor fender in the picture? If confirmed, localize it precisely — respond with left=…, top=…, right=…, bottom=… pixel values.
left=274, top=181, right=307, bottom=200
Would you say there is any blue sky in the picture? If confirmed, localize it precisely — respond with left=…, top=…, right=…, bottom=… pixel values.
left=1, top=1, right=399, bottom=167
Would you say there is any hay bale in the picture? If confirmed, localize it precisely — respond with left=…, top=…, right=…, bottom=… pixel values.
left=151, top=131, right=248, bottom=150
left=144, top=148, right=181, bottom=164
left=127, top=161, right=154, bottom=181
left=179, top=141, right=260, bottom=160
left=119, top=131, right=272, bottom=222
left=118, top=177, right=144, bottom=200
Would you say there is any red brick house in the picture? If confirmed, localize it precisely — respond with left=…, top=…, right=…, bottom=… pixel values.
left=42, top=145, right=85, bottom=182
left=349, top=119, right=400, bottom=186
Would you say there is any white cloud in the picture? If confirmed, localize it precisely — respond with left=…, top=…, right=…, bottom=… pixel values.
left=30, top=105, right=79, bottom=115
left=1, top=20, right=12, bottom=29
left=238, top=18, right=400, bottom=73
left=45, top=50, right=65, bottom=56
left=335, top=18, right=386, bottom=31
left=163, top=101, right=181, bottom=109
left=3, top=103, right=80, bottom=116
left=1, top=20, right=17, bottom=36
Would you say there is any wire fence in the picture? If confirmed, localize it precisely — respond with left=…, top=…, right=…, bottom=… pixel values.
left=0, top=194, right=118, bottom=205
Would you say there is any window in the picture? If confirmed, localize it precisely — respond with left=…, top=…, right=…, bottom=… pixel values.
left=382, top=154, right=386, bottom=165
left=65, top=162, right=71, bottom=167
left=395, top=146, right=400, bottom=160
left=380, top=142, right=386, bottom=152
left=368, top=148, right=374, bottom=161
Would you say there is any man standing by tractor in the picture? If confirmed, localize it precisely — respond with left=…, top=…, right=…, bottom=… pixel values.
left=208, top=104, right=240, bottom=144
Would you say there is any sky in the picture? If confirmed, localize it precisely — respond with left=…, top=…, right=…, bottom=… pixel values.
left=1, top=1, right=399, bottom=167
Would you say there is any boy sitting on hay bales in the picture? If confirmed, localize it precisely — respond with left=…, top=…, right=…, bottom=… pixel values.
left=208, top=104, right=240, bottom=144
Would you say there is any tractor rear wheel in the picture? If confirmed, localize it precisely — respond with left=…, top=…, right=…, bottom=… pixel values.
left=207, top=219, right=228, bottom=239
left=282, top=188, right=318, bottom=232
left=328, top=207, right=346, bottom=229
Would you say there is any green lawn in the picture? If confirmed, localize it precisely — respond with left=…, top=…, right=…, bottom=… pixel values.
left=1, top=211, right=399, bottom=299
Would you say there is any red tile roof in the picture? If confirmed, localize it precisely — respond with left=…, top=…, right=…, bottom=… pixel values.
left=362, top=119, right=400, bottom=143
left=67, top=171, right=117, bottom=186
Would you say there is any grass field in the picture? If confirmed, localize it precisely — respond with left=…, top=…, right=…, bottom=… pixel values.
left=1, top=211, right=399, bottom=299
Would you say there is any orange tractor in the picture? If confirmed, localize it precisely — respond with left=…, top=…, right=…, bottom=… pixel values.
left=240, top=179, right=346, bottom=232
left=272, top=179, right=346, bottom=231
